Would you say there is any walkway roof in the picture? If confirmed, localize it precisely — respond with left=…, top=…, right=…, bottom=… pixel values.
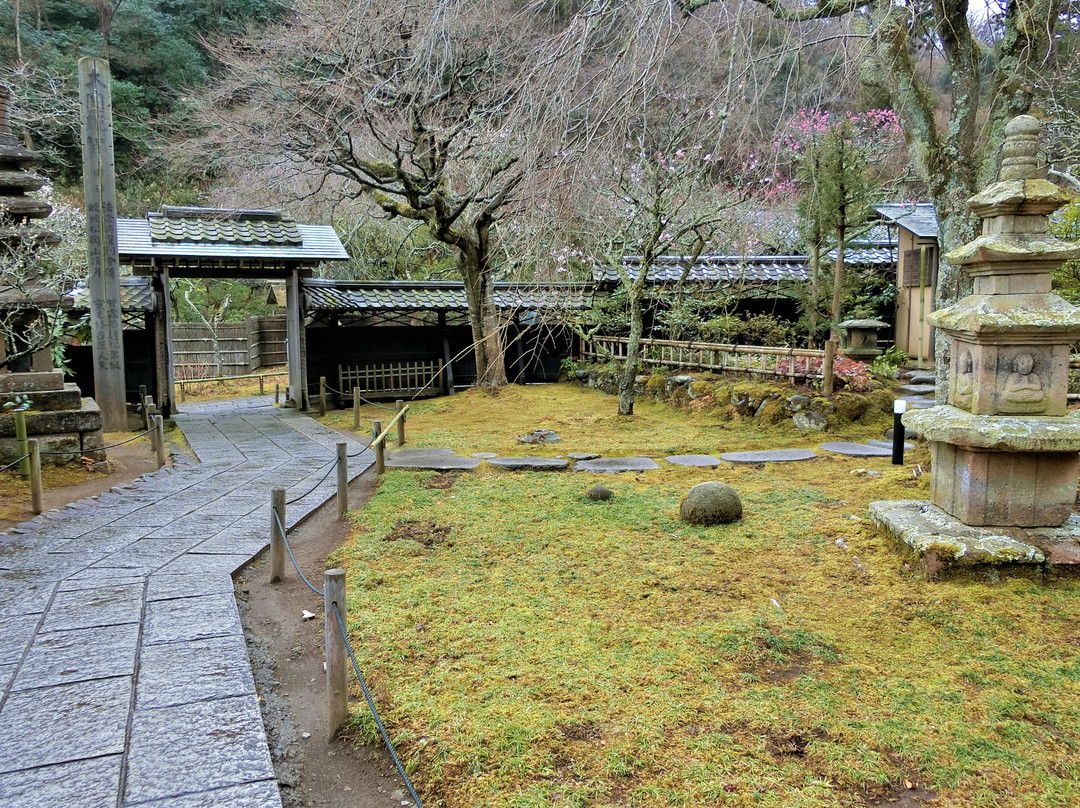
left=117, top=207, right=348, bottom=277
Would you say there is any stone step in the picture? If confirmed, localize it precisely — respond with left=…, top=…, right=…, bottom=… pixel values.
left=886, top=426, right=918, bottom=441
left=900, top=383, right=936, bottom=396
left=904, top=372, right=937, bottom=385
left=903, top=396, right=936, bottom=410
left=902, top=368, right=936, bottom=381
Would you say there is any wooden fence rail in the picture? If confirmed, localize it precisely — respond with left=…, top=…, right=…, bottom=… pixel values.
left=338, top=360, right=445, bottom=400
left=583, top=336, right=827, bottom=382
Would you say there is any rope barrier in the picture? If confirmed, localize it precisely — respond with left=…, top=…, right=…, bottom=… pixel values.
left=285, top=460, right=338, bottom=505
left=269, top=449, right=423, bottom=807
left=0, top=453, right=29, bottom=473
left=39, top=425, right=160, bottom=455
left=332, top=602, right=425, bottom=808
left=322, top=382, right=396, bottom=411
left=271, top=507, right=325, bottom=598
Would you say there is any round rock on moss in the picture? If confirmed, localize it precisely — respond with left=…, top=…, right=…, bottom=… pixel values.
left=587, top=485, right=614, bottom=501
left=680, top=481, right=742, bottom=525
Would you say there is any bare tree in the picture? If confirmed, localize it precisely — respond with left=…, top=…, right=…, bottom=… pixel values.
left=680, top=0, right=1066, bottom=385
left=198, top=0, right=572, bottom=387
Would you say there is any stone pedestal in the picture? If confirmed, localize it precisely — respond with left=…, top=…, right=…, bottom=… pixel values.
left=873, top=115, right=1080, bottom=577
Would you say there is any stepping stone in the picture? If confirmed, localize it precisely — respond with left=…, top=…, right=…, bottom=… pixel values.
left=720, top=449, right=817, bottom=463
left=486, top=457, right=569, bottom=471
left=574, top=457, right=661, bottom=473
left=471, top=452, right=499, bottom=459
left=887, top=426, right=918, bottom=441
left=866, top=439, right=914, bottom=451
left=567, top=452, right=601, bottom=461
left=904, top=396, right=936, bottom=410
left=905, top=372, right=936, bottom=385
left=900, top=384, right=936, bottom=396
left=665, top=454, right=721, bottom=467
left=386, top=449, right=481, bottom=470
left=820, top=441, right=893, bottom=457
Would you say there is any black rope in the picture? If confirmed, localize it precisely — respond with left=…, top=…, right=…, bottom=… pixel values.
left=0, top=454, right=29, bottom=473
left=272, top=507, right=324, bottom=597
left=322, top=382, right=397, bottom=411
left=39, top=426, right=159, bottom=455
left=286, top=460, right=337, bottom=505
left=332, top=601, right=424, bottom=808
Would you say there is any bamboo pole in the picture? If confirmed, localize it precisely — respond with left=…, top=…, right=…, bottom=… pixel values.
left=14, top=411, right=29, bottom=479
left=28, top=439, right=42, bottom=514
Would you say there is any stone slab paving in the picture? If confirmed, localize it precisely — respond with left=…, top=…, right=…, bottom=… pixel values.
left=721, top=449, right=818, bottom=463
left=486, top=457, right=570, bottom=470
left=866, top=439, right=915, bottom=451
left=386, top=448, right=482, bottom=470
left=820, top=441, right=894, bottom=458
left=665, top=454, right=721, bottom=467
left=0, top=397, right=373, bottom=808
left=573, top=457, right=662, bottom=473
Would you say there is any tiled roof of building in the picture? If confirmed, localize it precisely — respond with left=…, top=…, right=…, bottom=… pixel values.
left=594, top=245, right=896, bottom=286
left=874, top=203, right=940, bottom=239
left=302, top=279, right=593, bottom=312
left=69, top=277, right=155, bottom=312
left=148, top=207, right=303, bottom=246
left=593, top=256, right=810, bottom=285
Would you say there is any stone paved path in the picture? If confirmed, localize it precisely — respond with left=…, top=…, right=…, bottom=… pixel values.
left=0, top=397, right=373, bottom=808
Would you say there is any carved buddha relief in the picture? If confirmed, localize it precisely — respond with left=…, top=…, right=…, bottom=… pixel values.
left=953, top=348, right=974, bottom=408
left=1000, top=351, right=1046, bottom=414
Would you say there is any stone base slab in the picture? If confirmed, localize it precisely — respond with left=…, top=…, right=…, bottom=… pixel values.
left=0, top=383, right=82, bottom=412
left=0, top=371, right=63, bottom=394
left=870, top=499, right=1080, bottom=580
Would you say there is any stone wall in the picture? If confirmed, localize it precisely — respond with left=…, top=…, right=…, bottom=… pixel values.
left=573, top=366, right=895, bottom=431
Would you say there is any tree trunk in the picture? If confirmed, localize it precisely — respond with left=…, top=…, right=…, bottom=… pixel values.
left=809, top=242, right=820, bottom=343
left=460, top=252, right=507, bottom=388
left=617, top=281, right=645, bottom=416
left=829, top=218, right=845, bottom=344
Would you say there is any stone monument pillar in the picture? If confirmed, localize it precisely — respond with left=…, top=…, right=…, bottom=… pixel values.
left=871, top=115, right=1080, bottom=576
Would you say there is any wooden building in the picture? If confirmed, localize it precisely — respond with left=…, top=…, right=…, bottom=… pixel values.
left=301, top=279, right=590, bottom=400
left=874, top=203, right=940, bottom=365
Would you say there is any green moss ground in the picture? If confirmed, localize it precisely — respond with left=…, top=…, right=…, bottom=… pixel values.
left=324, top=384, right=1080, bottom=808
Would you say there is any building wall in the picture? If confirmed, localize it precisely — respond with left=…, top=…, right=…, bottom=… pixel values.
left=894, top=227, right=938, bottom=364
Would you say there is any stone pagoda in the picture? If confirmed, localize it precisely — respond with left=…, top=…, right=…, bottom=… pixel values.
left=871, top=115, right=1080, bottom=576
left=0, top=88, right=105, bottom=465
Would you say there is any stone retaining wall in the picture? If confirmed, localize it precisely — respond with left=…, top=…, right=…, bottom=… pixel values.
left=574, top=366, right=895, bottom=430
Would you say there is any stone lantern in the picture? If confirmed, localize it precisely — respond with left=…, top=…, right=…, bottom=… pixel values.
left=838, top=317, right=889, bottom=361
left=871, top=116, right=1080, bottom=574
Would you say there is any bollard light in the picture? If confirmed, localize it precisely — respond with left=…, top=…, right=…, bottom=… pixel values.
left=892, top=399, right=908, bottom=465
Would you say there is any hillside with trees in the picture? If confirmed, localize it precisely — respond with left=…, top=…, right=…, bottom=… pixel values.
left=4, top=0, right=1080, bottom=354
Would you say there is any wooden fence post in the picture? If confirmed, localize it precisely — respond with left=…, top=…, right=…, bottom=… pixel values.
left=259, top=375, right=265, bottom=395
left=14, top=411, right=29, bottom=480
left=270, top=488, right=285, bottom=584
left=28, top=439, right=42, bottom=514
left=352, top=387, right=360, bottom=430
left=336, top=442, right=348, bottom=519
left=319, top=376, right=327, bottom=417
left=373, top=420, right=385, bottom=474
left=325, top=568, right=348, bottom=741
left=275, top=383, right=280, bottom=405
left=154, top=415, right=166, bottom=468
left=395, top=400, right=406, bottom=446
left=823, top=340, right=837, bottom=396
